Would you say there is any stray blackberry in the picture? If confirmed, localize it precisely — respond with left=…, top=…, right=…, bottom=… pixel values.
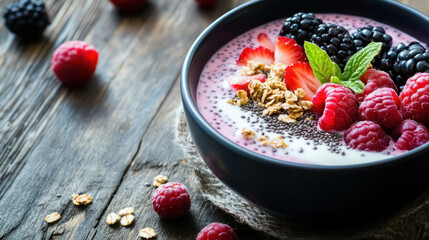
left=3, top=0, right=50, bottom=40
left=351, top=25, right=393, bottom=68
left=279, top=12, right=323, bottom=46
left=380, top=42, right=429, bottom=90
left=310, top=23, right=355, bottom=69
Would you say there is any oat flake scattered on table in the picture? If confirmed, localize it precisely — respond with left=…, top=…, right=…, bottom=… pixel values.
left=118, top=207, right=134, bottom=216
left=106, top=213, right=121, bottom=225
left=139, top=227, right=156, bottom=239
left=153, top=175, right=168, bottom=187
left=45, top=212, right=61, bottom=223
left=120, top=214, right=135, bottom=227
left=72, top=193, right=92, bottom=206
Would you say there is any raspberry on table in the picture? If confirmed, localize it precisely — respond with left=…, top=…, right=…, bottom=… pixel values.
left=196, top=222, right=238, bottom=240
left=151, top=182, right=191, bottom=220
left=392, top=120, right=429, bottom=151
left=194, top=0, right=217, bottom=7
left=345, top=121, right=391, bottom=152
left=51, top=41, right=99, bottom=86
left=359, top=88, right=403, bottom=130
left=399, top=73, right=429, bottom=125
left=3, top=0, right=50, bottom=40
left=312, top=83, right=358, bottom=131
left=108, top=0, right=148, bottom=12
left=356, top=69, right=398, bottom=102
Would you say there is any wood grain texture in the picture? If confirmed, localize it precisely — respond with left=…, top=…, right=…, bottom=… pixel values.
left=0, top=0, right=427, bottom=239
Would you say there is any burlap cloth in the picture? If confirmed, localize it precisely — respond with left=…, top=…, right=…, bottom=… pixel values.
left=174, top=106, right=429, bottom=240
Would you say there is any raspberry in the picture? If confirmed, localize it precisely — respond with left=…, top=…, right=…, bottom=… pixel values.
left=51, top=41, right=98, bottom=86
left=399, top=73, right=429, bottom=125
left=194, top=0, right=217, bottom=7
left=196, top=223, right=238, bottom=240
left=356, top=69, right=398, bottom=102
left=392, top=120, right=429, bottom=151
left=108, top=0, right=148, bottom=12
left=359, top=88, right=403, bottom=130
left=151, top=182, right=191, bottom=220
left=345, top=121, right=391, bottom=152
left=312, top=83, right=358, bottom=131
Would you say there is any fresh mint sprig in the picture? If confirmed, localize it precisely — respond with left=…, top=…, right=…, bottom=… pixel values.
left=304, top=41, right=334, bottom=84
left=303, top=41, right=382, bottom=94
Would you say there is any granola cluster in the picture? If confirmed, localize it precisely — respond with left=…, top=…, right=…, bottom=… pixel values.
left=229, top=60, right=313, bottom=123
left=240, top=61, right=271, bottom=76
left=72, top=193, right=92, bottom=206
left=241, top=127, right=256, bottom=139
left=241, top=128, right=288, bottom=149
left=153, top=175, right=168, bottom=187
left=258, top=135, right=289, bottom=149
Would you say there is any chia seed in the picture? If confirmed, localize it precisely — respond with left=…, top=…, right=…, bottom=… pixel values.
left=241, top=101, right=344, bottom=154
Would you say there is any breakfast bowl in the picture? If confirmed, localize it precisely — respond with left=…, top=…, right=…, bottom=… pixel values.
left=180, top=0, right=429, bottom=221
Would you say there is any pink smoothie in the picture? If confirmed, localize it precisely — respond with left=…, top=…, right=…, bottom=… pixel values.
left=196, top=14, right=418, bottom=166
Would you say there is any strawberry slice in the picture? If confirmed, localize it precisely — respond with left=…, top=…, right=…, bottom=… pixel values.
left=257, top=33, right=275, bottom=51
left=236, top=46, right=274, bottom=66
left=231, top=74, right=266, bottom=93
left=284, top=62, right=321, bottom=101
left=274, top=37, right=307, bottom=66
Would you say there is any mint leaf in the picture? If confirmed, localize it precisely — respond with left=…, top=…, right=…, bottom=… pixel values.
left=304, top=41, right=334, bottom=84
left=330, top=76, right=341, bottom=84
left=339, top=80, right=365, bottom=94
left=342, top=42, right=382, bottom=82
left=332, top=62, right=342, bottom=80
left=302, top=41, right=380, bottom=94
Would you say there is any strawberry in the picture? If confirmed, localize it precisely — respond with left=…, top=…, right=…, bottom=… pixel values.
left=231, top=74, right=266, bottom=93
left=257, top=33, right=275, bottom=51
left=274, top=37, right=307, bottom=66
left=236, top=46, right=274, bottom=66
left=284, top=62, right=321, bottom=101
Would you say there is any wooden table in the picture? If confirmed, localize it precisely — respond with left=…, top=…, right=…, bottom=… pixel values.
left=0, top=0, right=427, bottom=239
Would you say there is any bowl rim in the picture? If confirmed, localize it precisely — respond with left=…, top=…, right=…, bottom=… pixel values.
left=180, top=0, right=429, bottom=170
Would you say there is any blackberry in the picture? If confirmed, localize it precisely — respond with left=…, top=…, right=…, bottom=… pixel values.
left=351, top=25, right=393, bottom=68
left=3, top=0, right=50, bottom=40
left=310, top=23, right=355, bottom=69
left=380, top=42, right=429, bottom=90
left=279, top=12, right=323, bottom=46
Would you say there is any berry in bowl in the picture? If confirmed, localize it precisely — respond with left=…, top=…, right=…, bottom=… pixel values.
left=181, top=0, right=429, bottom=221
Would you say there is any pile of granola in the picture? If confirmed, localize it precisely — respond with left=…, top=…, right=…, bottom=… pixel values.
left=228, top=60, right=313, bottom=124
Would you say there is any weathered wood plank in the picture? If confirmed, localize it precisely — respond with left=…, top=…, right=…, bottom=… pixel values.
left=88, top=78, right=270, bottom=240
left=0, top=0, right=248, bottom=239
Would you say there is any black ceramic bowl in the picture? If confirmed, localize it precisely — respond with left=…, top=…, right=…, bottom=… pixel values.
left=181, top=0, right=429, bottom=222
